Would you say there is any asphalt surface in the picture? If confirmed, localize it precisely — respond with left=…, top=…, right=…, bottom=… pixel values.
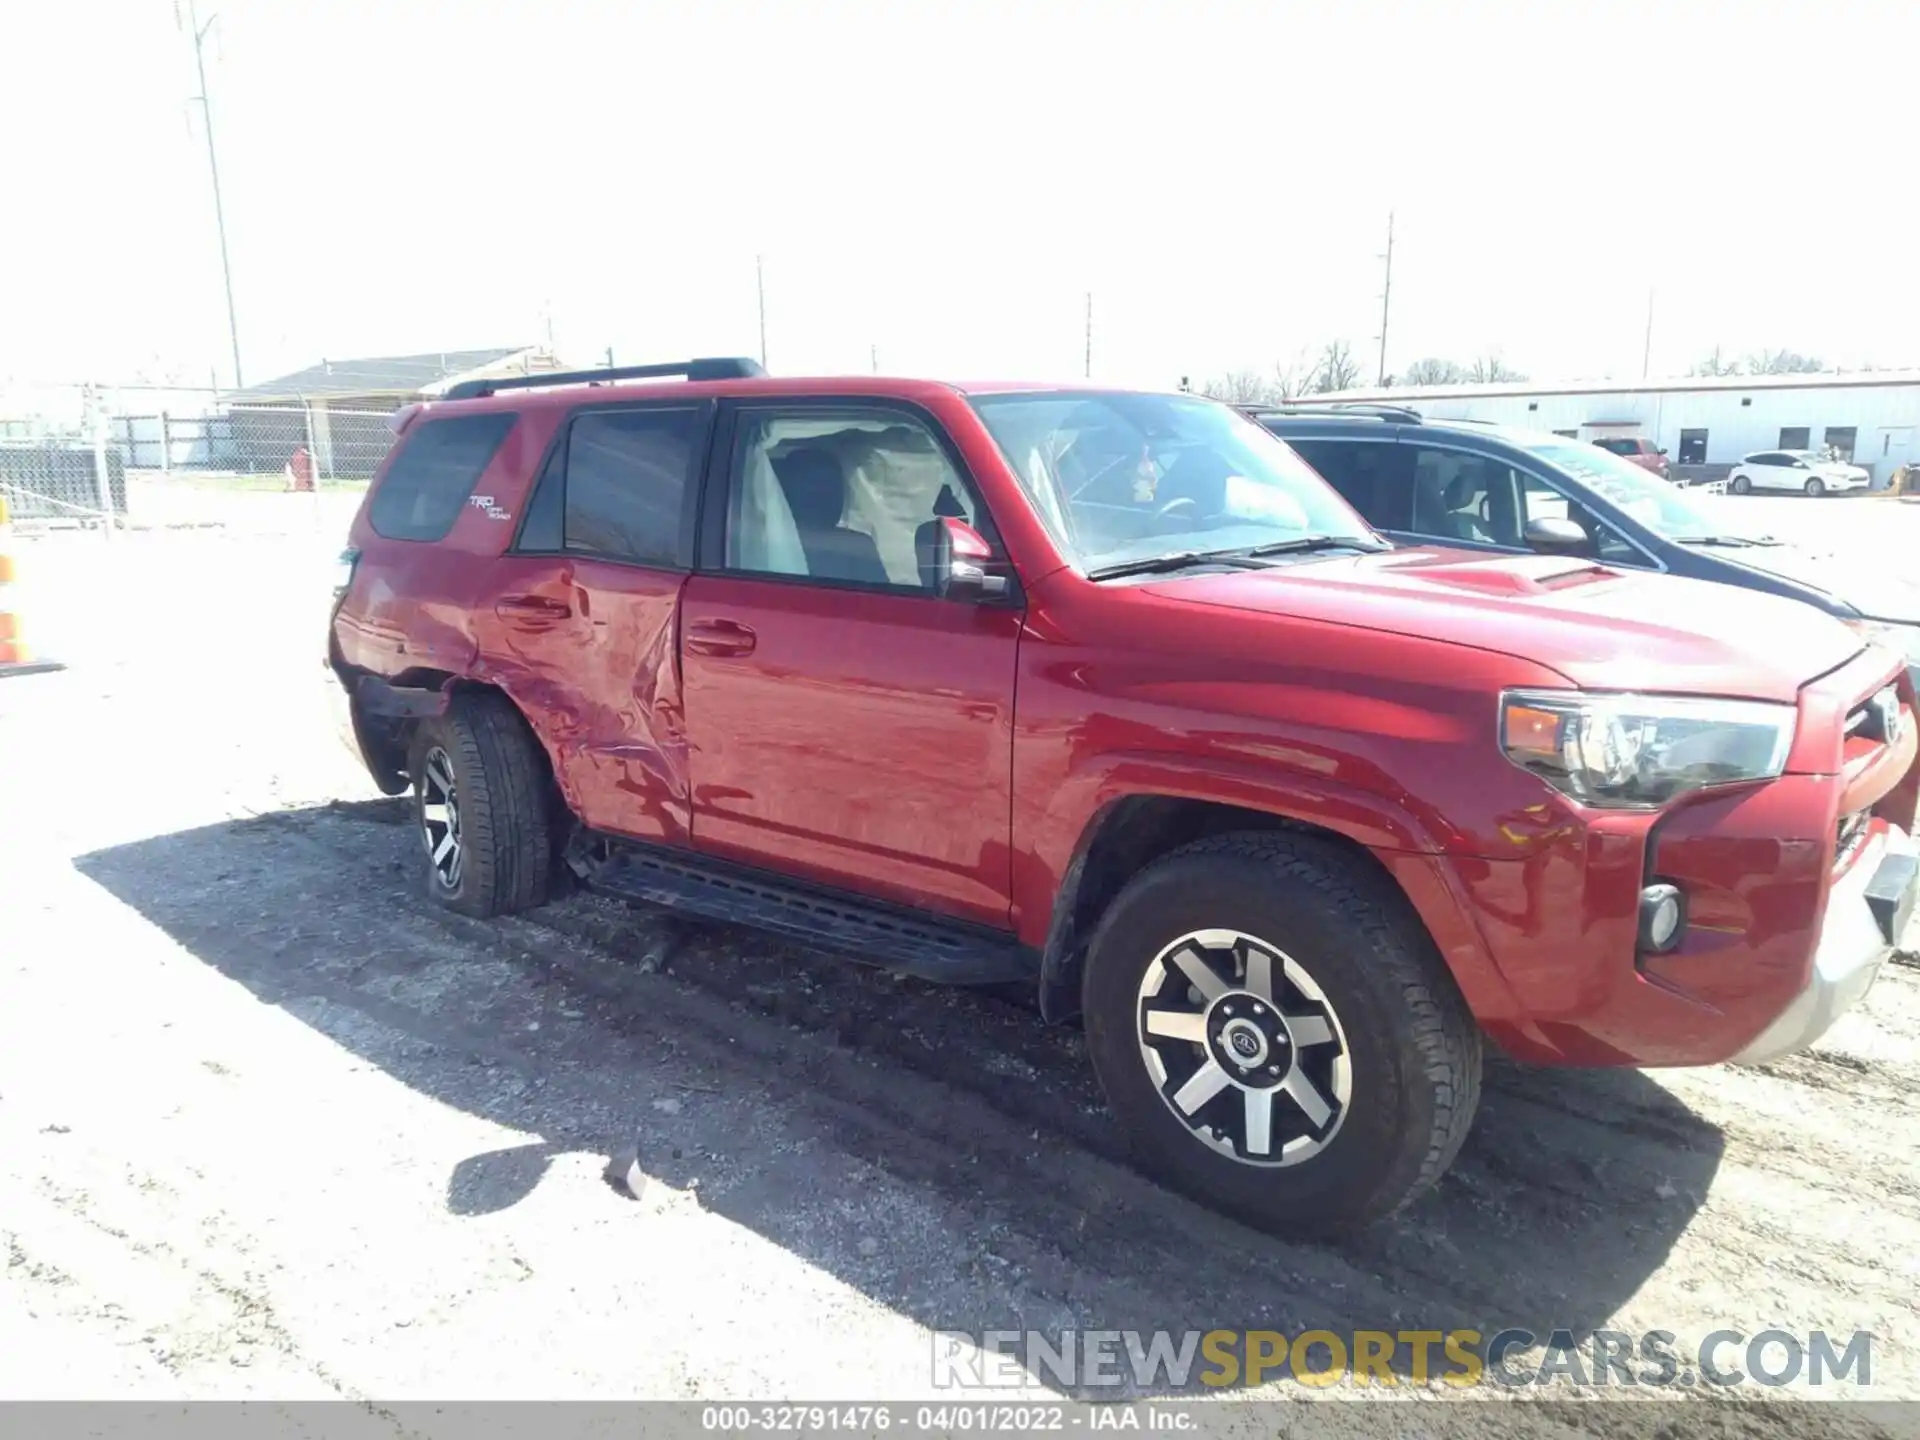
left=3, top=492, right=1919, bottom=1433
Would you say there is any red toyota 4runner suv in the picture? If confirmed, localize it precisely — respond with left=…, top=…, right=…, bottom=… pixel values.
left=327, top=358, right=1919, bottom=1234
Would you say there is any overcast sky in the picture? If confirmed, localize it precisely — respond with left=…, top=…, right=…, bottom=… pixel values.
left=5, top=0, right=1917, bottom=393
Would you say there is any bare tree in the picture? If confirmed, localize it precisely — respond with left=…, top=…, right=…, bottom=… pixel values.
left=1400, top=357, right=1468, bottom=387
left=1198, top=368, right=1282, bottom=405
left=1689, top=346, right=1741, bottom=377
left=1467, top=353, right=1527, bottom=383
left=1745, top=348, right=1825, bottom=375
left=1308, top=340, right=1364, bottom=394
left=1271, top=352, right=1319, bottom=401
left=1198, top=352, right=1323, bottom=407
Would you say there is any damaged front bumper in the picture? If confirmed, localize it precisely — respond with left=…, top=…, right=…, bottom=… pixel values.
left=1731, top=823, right=1917, bottom=1063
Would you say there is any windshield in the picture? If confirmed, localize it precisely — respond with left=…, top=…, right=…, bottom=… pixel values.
left=1522, top=440, right=1773, bottom=541
left=968, top=391, right=1376, bottom=573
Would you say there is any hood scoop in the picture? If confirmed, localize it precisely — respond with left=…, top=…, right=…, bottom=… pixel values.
left=1406, top=554, right=1615, bottom=597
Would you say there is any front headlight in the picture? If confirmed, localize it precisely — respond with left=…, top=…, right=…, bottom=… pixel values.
left=1854, top=619, right=1920, bottom=669
left=1499, top=690, right=1796, bottom=809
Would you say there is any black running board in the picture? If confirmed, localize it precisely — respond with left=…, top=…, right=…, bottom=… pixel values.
left=572, top=835, right=1037, bottom=986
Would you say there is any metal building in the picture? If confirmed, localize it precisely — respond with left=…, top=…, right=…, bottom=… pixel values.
left=1315, top=371, right=1920, bottom=488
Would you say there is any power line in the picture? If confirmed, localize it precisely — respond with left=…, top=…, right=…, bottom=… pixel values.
left=182, top=0, right=243, bottom=390
left=756, top=255, right=768, bottom=367
left=1375, top=211, right=1394, bottom=386
left=1642, top=288, right=1655, bottom=380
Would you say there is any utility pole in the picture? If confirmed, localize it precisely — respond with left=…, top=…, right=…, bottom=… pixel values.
left=870, top=343, right=878, bottom=374
left=756, top=254, right=768, bottom=367
left=1641, top=288, right=1655, bottom=380
left=1375, top=211, right=1395, bottom=386
left=183, top=0, right=243, bottom=390
left=1083, top=292, right=1093, bottom=379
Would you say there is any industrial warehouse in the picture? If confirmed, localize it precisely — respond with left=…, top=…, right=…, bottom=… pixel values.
left=1316, top=370, right=1920, bottom=487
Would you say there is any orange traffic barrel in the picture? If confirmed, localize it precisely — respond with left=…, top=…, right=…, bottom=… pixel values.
left=0, top=495, right=63, bottom=677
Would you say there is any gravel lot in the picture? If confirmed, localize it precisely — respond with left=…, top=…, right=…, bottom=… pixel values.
left=3, top=491, right=1919, bottom=1430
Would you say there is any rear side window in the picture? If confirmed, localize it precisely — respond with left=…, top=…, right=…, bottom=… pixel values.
left=368, top=413, right=516, bottom=541
left=516, top=407, right=700, bottom=567
left=1286, top=438, right=1410, bottom=529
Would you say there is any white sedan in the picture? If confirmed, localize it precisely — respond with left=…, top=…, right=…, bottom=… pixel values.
left=1727, top=449, right=1872, bottom=496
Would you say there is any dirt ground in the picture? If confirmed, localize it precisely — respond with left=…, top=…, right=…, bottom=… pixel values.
left=3, top=493, right=1919, bottom=1431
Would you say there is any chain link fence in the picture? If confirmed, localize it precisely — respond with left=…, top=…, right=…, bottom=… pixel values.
left=112, top=403, right=397, bottom=484
left=0, top=382, right=397, bottom=533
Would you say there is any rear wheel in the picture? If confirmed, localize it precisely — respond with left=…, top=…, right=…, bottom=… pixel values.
left=1730, top=473, right=1751, bottom=495
left=407, top=690, right=555, bottom=918
left=1081, top=833, right=1481, bottom=1235
left=1804, top=476, right=1825, bottom=497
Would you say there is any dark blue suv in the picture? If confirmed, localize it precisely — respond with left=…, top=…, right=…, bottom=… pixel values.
left=1252, top=405, right=1920, bottom=677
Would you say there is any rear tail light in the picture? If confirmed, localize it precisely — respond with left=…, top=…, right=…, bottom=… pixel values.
left=331, top=547, right=360, bottom=614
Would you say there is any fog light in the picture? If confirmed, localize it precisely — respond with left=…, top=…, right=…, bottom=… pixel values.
left=1639, top=883, right=1685, bottom=953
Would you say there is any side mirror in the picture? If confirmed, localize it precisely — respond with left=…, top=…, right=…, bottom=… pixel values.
left=1523, top=516, right=1590, bottom=555
left=1657, top=447, right=1669, bottom=456
left=927, top=517, right=1009, bottom=600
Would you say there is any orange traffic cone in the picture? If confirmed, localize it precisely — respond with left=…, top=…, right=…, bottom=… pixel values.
left=0, top=496, right=62, bottom=677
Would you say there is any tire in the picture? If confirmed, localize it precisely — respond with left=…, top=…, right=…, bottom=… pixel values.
left=1081, top=832, right=1481, bottom=1235
left=1804, top=477, right=1825, bottom=497
left=407, top=689, right=555, bottom=918
left=1730, top=474, right=1751, bottom=495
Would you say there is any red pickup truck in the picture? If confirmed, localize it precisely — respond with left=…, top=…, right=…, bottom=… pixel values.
left=327, top=359, right=1918, bottom=1234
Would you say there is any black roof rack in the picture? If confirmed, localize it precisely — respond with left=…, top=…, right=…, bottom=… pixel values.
left=443, top=356, right=766, bottom=401
left=1241, top=402, right=1425, bottom=425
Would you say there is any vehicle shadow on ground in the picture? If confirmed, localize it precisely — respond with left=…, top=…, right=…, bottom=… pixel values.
left=78, top=799, right=1726, bottom=1396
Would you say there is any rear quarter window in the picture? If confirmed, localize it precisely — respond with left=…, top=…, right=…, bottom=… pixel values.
left=368, top=413, right=517, bottom=541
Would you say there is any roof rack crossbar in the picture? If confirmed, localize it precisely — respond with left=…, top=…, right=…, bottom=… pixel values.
left=443, top=356, right=766, bottom=401
left=1242, top=402, right=1424, bottom=424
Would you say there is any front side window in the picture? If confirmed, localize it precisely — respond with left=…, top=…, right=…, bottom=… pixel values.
left=1522, top=439, right=1757, bottom=540
left=1408, top=447, right=1528, bottom=547
left=725, top=408, right=982, bottom=590
left=1519, top=474, right=1640, bottom=565
left=369, top=412, right=516, bottom=541
left=969, top=391, right=1373, bottom=573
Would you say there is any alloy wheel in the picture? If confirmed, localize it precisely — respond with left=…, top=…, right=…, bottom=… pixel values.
left=419, top=746, right=463, bottom=890
left=1135, top=928, right=1351, bottom=1166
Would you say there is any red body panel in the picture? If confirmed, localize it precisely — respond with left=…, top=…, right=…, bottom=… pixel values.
left=332, top=372, right=1917, bottom=1072
left=678, top=574, right=1021, bottom=926
left=471, top=554, right=693, bottom=844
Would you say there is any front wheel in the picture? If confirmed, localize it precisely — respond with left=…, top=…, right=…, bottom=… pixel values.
left=1804, top=477, right=1826, bottom=497
left=1730, top=473, right=1752, bottom=495
left=1081, top=833, right=1482, bottom=1235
